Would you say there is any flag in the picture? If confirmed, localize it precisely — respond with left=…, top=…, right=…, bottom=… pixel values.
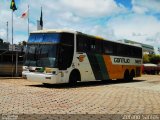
left=40, top=7, right=43, bottom=29
left=10, top=0, right=17, bottom=11
left=20, top=9, right=28, bottom=19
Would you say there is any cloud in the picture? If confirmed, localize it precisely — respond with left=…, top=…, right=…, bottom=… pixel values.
left=132, top=6, right=148, bottom=14
left=0, top=0, right=160, bottom=54
left=82, top=25, right=117, bottom=40
left=132, top=0, right=160, bottom=14
left=0, top=29, right=6, bottom=40
left=58, top=0, right=126, bottom=17
left=107, top=14, right=160, bottom=40
left=105, top=13, right=160, bottom=53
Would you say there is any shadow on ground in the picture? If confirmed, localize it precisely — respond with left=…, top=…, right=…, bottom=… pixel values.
left=0, top=77, right=23, bottom=79
left=26, top=79, right=145, bottom=89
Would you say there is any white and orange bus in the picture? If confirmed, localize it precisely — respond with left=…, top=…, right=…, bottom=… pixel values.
left=22, top=29, right=142, bottom=85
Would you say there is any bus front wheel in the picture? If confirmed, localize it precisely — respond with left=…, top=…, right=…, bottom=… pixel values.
left=69, top=69, right=81, bottom=86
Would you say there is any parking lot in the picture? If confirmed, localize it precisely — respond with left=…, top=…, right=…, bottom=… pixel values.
left=0, top=75, right=160, bottom=119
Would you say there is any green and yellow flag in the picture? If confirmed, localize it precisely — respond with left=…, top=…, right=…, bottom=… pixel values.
left=10, top=0, right=17, bottom=11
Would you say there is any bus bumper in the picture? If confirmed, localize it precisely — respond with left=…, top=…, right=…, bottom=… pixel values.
left=22, top=72, right=59, bottom=84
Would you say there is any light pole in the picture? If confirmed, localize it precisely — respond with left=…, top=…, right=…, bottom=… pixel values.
left=7, top=21, right=8, bottom=43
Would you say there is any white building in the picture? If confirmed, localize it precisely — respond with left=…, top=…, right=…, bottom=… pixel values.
left=119, top=39, right=155, bottom=54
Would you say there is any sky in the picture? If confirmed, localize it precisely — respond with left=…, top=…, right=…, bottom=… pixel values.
left=0, top=0, right=160, bottom=54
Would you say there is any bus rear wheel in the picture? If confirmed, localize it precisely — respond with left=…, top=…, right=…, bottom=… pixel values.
left=69, top=69, right=81, bottom=86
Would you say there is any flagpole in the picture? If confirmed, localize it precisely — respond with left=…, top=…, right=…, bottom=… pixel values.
left=28, top=5, right=29, bottom=36
left=10, top=0, right=17, bottom=77
left=11, top=10, right=14, bottom=77
left=12, top=11, right=13, bottom=48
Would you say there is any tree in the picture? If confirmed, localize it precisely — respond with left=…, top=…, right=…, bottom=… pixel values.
left=18, top=41, right=27, bottom=46
left=0, top=38, right=3, bottom=44
left=149, top=55, right=160, bottom=64
left=143, top=54, right=160, bottom=64
left=143, top=54, right=150, bottom=63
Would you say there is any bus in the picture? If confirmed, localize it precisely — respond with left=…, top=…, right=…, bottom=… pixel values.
left=22, top=29, right=142, bottom=85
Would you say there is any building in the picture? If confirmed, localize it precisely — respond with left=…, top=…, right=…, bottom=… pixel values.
left=0, top=39, right=23, bottom=76
left=119, top=39, right=155, bottom=54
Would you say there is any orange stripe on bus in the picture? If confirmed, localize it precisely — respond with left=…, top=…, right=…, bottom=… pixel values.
left=102, top=55, right=142, bottom=79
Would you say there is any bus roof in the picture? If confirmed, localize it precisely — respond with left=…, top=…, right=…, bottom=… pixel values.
left=31, top=29, right=77, bottom=34
left=30, top=29, right=142, bottom=48
left=77, top=32, right=142, bottom=48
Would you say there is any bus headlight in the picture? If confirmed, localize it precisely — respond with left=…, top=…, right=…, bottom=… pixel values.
left=45, top=67, right=57, bottom=74
left=23, top=66, right=29, bottom=71
left=45, top=68, right=52, bottom=73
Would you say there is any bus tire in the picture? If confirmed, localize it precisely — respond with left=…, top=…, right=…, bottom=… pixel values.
left=69, top=69, right=81, bottom=86
left=124, top=70, right=130, bottom=81
left=130, top=70, right=135, bottom=81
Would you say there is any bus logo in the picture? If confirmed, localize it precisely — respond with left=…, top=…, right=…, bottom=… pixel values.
left=77, top=55, right=85, bottom=62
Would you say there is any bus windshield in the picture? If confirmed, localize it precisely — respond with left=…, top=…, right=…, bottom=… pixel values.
left=28, top=33, right=60, bottom=43
left=24, top=33, right=60, bottom=68
left=24, top=44, right=58, bottom=68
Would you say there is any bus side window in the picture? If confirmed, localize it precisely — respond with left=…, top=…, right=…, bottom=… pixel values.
left=85, top=37, right=91, bottom=52
left=77, top=35, right=91, bottom=53
left=135, top=47, right=142, bottom=58
left=95, top=40, right=102, bottom=54
left=126, top=46, right=130, bottom=57
left=103, top=41, right=113, bottom=55
left=77, top=34, right=102, bottom=54
left=90, top=38, right=96, bottom=53
left=77, top=34, right=84, bottom=52
left=117, top=44, right=127, bottom=57
left=61, top=33, right=74, bottom=46
left=59, top=33, right=74, bottom=70
left=130, top=46, right=134, bottom=58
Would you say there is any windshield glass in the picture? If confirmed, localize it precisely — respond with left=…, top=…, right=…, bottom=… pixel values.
left=28, top=33, right=60, bottom=43
left=24, top=44, right=58, bottom=67
left=24, top=33, right=61, bottom=68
